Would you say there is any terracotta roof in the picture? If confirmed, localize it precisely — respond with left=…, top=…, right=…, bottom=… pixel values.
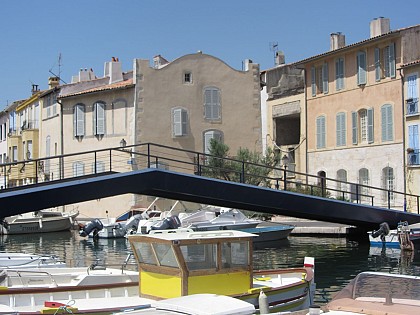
left=292, top=24, right=420, bottom=66
left=400, top=59, right=420, bottom=68
left=59, top=78, right=134, bottom=99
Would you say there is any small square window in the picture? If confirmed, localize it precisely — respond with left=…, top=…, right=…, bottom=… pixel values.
left=184, top=72, right=192, bottom=84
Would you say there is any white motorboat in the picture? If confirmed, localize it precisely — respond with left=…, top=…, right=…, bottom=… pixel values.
left=0, top=210, right=79, bottom=235
left=323, top=271, right=420, bottom=314
left=0, top=262, right=143, bottom=315
left=0, top=252, right=66, bottom=269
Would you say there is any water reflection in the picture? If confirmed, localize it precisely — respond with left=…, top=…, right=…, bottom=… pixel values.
left=0, top=232, right=419, bottom=305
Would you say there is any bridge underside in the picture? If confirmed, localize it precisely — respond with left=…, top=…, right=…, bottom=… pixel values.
left=1, top=169, right=420, bottom=230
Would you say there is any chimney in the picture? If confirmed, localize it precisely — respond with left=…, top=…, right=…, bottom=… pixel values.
left=330, top=32, right=346, bottom=51
left=275, top=51, right=285, bottom=66
left=244, top=59, right=253, bottom=71
left=104, top=58, right=123, bottom=84
left=48, top=77, right=60, bottom=89
left=78, top=68, right=96, bottom=82
left=31, top=84, right=39, bottom=95
left=370, top=17, right=390, bottom=38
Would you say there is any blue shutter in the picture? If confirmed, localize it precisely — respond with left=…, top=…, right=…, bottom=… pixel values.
left=311, top=66, right=316, bottom=96
left=381, top=105, right=393, bottom=142
left=357, top=51, right=367, bottom=85
left=336, top=113, right=346, bottom=146
left=74, top=105, right=85, bottom=137
left=367, top=108, right=374, bottom=143
left=95, top=103, right=105, bottom=135
left=322, top=63, right=329, bottom=94
left=316, top=116, right=325, bottom=149
left=335, top=58, right=344, bottom=91
left=409, top=125, right=419, bottom=149
left=374, top=48, right=381, bottom=81
left=352, top=112, right=358, bottom=144
left=389, top=43, right=396, bottom=78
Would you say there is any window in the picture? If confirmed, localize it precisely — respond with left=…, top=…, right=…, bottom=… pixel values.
left=92, top=161, right=106, bottom=174
left=407, top=74, right=418, bottom=115
left=408, top=124, right=419, bottom=165
left=381, top=104, right=393, bottom=142
left=375, top=43, right=396, bottom=81
left=382, top=167, right=394, bottom=202
left=357, top=51, right=367, bottom=85
left=73, top=162, right=85, bottom=177
left=172, top=108, right=188, bottom=137
left=352, top=108, right=373, bottom=145
left=45, top=136, right=51, bottom=174
left=203, top=130, right=223, bottom=154
left=73, top=104, right=85, bottom=137
left=183, top=72, right=192, bottom=84
left=316, top=115, right=326, bottom=149
left=12, top=146, right=17, bottom=162
left=311, top=64, right=328, bottom=96
left=335, top=58, right=345, bottom=90
left=93, top=102, right=106, bottom=136
left=336, top=112, right=346, bottom=146
left=336, top=169, right=348, bottom=199
left=359, top=168, right=370, bottom=203
left=27, top=140, right=33, bottom=160
left=204, top=87, right=221, bottom=120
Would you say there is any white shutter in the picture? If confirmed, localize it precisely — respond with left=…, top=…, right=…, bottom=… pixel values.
left=96, top=103, right=105, bottom=135
left=75, top=105, right=85, bottom=137
left=173, top=108, right=182, bottom=136
left=204, top=131, right=214, bottom=154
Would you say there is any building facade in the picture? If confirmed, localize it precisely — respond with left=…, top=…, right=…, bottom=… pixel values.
left=295, top=18, right=420, bottom=211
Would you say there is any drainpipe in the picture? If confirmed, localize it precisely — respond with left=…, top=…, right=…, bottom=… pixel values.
left=399, top=68, right=407, bottom=211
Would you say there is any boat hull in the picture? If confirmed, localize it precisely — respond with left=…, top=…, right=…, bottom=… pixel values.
left=368, top=230, right=400, bottom=248
left=240, top=223, right=294, bottom=243
left=5, top=216, right=74, bottom=234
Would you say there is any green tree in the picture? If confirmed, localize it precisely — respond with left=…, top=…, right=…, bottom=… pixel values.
left=203, top=139, right=281, bottom=187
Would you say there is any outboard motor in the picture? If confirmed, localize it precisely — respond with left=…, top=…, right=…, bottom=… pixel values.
left=371, top=222, right=390, bottom=242
left=123, top=214, right=142, bottom=235
left=150, top=215, right=181, bottom=231
left=79, top=219, right=104, bottom=237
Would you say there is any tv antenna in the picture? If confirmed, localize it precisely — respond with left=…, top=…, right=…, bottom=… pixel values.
left=49, top=53, right=67, bottom=84
left=269, top=42, right=279, bottom=66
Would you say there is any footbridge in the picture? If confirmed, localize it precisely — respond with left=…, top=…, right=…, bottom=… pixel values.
left=1, top=143, right=420, bottom=230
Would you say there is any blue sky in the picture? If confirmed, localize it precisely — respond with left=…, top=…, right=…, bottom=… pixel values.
left=1, top=0, right=419, bottom=107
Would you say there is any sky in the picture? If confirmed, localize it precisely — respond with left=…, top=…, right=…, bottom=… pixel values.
left=1, top=0, right=419, bottom=108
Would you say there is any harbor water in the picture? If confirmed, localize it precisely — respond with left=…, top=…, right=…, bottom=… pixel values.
left=1, top=230, right=419, bottom=305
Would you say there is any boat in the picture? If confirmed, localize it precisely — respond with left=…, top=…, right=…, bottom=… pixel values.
left=138, top=204, right=294, bottom=243
left=79, top=199, right=162, bottom=239
left=369, top=221, right=420, bottom=251
left=0, top=261, right=146, bottom=315
left=0, top=252, right=66, bottom=269
left=127, top=229, right=315, bottom=314
left=0, top=210, right=79, bottom=235
left=323, top=271, right=420, bottom=314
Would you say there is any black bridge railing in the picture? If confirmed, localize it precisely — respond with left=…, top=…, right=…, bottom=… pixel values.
left=0, top=142, right=418, bottom=214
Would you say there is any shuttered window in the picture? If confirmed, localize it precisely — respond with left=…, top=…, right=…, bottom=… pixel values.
left=73, top=162, right=85, bottom=177
left=381, top=104, right=393, bottom=142
left=336, top=112, right=346, bottom=146
left=357, top=51, right=367, bottom=85
left=203, top=130, right=223, bottom=154
left=335, top=58, right=344, bottom=91
left=93, top=102, right=105, bottom=136
left=204, top=87, right=221, bottom=120
left=311, top=66, right=316, bottom=96
left=73, top=104, right=85, bottom=137
left=173, top=108, right=188, bottom=137
left=316, top=116, right=326, bottom=149
left=322, top=63, right=329, bottom=94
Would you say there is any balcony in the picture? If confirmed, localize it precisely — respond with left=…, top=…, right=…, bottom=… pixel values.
left=406, top=98, right=418, bottom=115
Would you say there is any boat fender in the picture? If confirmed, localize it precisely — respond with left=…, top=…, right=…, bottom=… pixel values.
left=258, top=289, right=269, bottom=314
left=79, top=218, right=104, bottom=237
